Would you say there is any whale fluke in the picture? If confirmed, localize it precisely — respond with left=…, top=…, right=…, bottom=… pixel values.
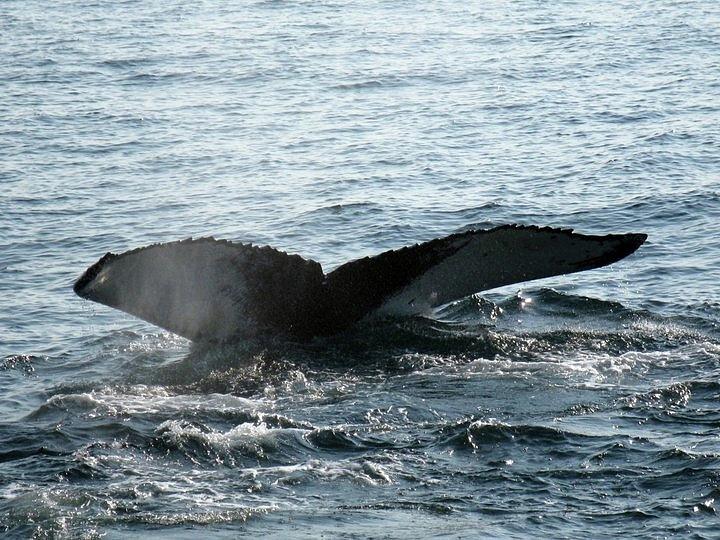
left=74, top=225, right=647, bottom=341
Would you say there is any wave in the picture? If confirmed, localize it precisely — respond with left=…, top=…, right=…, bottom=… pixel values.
left=114, top=506, right=275, bottom=526
left=435, top=418, right=602, bottom=451
left=35, top=386, right=263, bottom=419
left=152, top=419, right=304, bottom=464
left=1, top=354, right=43, bottom=374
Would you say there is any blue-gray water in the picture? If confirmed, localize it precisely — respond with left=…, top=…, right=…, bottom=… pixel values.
left=2, top=1, right=720, bottom=537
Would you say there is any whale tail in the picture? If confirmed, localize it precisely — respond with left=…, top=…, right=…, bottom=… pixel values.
left=74, top=225, right=647, bottom=341
left=325, top=225, right=648, bottom=319
left=73, top=238, right=326, bottom=341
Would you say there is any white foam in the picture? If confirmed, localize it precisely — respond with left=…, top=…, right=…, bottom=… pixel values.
left=154, top=420, right=301, bottom=455
left=250, top=458, right=394, bottom=487
left=46, top=385, right=264, bottom=418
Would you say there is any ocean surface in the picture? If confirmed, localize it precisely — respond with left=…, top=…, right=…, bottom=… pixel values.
left=2, top=0, right=720, bottom=537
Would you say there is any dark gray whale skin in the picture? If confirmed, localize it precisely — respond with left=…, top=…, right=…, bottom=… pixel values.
left=74, top=225, right=647, bottom=342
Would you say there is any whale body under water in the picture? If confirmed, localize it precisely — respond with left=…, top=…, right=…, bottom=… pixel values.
left=74, top=225, right=647, bottom=342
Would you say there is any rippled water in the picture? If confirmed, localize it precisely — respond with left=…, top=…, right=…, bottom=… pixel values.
left=2, top=0, right=720, bottom=537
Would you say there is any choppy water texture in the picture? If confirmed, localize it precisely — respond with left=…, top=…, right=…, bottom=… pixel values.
left=2, top=0, right=720, bottom=538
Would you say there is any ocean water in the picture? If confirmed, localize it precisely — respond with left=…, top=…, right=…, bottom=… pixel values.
left=2, top=0, right=720, bottom=537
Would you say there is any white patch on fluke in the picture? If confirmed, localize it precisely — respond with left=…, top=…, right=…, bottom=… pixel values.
left=376, top=227, right=644, bottom=317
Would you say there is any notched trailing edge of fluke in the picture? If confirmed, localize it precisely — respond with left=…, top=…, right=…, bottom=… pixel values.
left=72, top=236, right=316, bottom=297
